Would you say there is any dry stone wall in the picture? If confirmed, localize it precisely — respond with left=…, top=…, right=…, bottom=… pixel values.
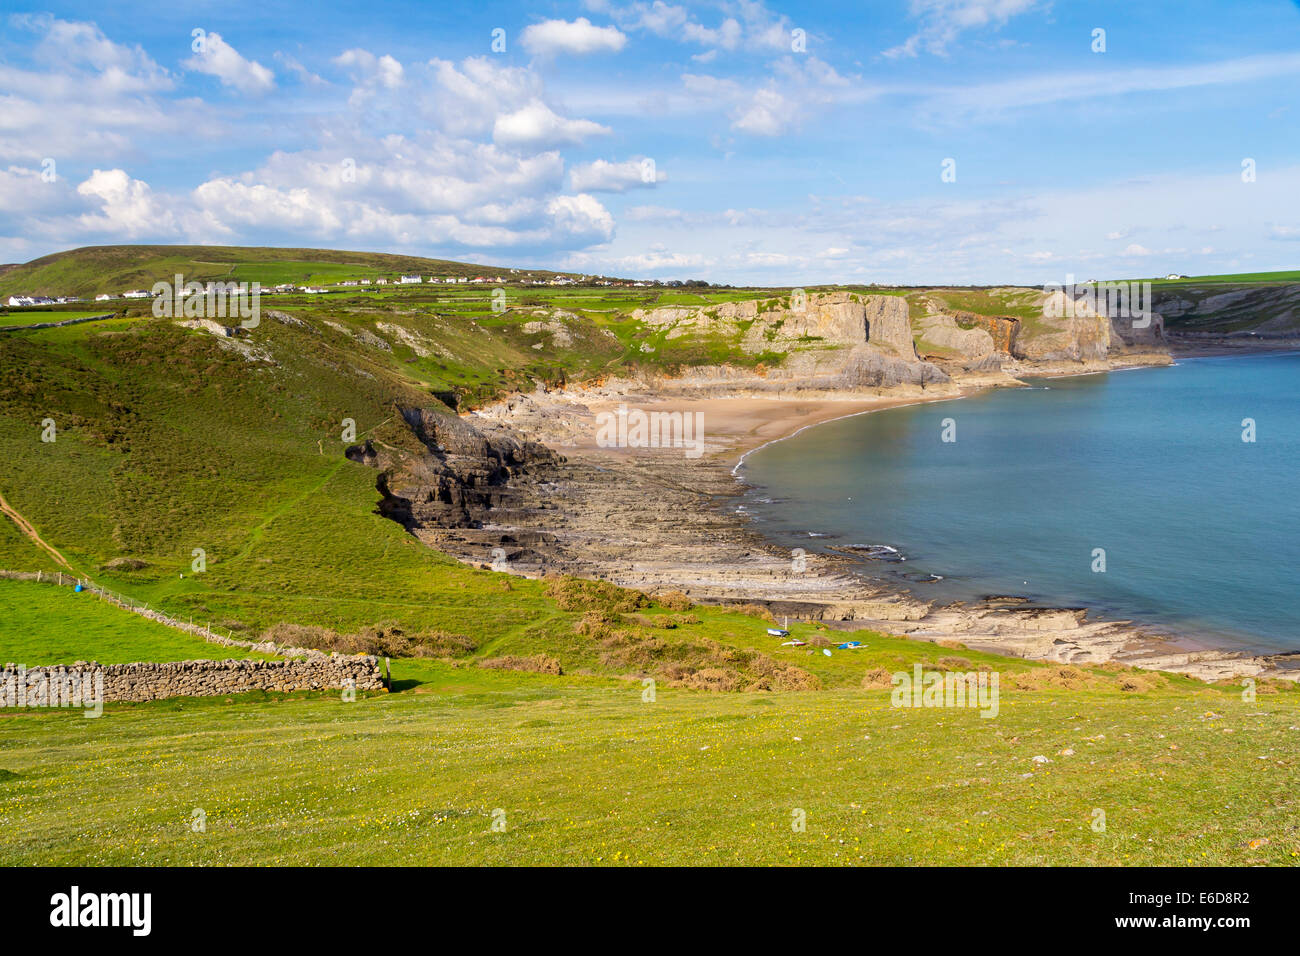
left=1, top=656, right=386, bottom=704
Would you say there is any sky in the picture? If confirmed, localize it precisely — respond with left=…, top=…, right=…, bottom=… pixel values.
left=1, top=0, right=1298, bottom=285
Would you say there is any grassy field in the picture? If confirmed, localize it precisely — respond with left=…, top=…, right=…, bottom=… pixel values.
left=0, top=310, right=115, bottom=327
left=1148, top=270, right=1300, bottom=285
left=1, top=661, right=1295, bottom=866
left=0, top=578, right=272, bottom=665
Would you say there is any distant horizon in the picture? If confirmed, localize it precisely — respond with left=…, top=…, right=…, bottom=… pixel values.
left=2, top=241, right=1294, bottom=291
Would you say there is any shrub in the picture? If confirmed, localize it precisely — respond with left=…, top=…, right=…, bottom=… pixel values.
left=260, top=621, right=475, bottom=658
left=655, top=591, right=694, bottom=611
left=861, top=667, right=895, bottom=689
left=545, top=576, right=649, bottom=613
left=478, top=654, right=562, bottom=676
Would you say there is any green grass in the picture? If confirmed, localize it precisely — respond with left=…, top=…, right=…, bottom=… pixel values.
left=1, top=663, right=1296, bottom=865
left=0, top=310, right=115, bottom=327
left=0, top=578, right=272, bottom=665
left=914, top=287, right=1045, bottom=321
left=0, top=245, right=584, bottom=299
left=1147, top=270, right=1300, bottom=285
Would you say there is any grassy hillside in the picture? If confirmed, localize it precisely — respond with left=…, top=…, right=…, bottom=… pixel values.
left=0, top=578, right=273, bottom=665
left=0, top=244, right=588, bottom=299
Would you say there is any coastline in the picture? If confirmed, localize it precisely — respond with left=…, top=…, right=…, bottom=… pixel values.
left=451, top=350, right=1296, bottom=685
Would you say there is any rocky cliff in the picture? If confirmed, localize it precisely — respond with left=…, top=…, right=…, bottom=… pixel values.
left=634, top=291, right=947, bottom=390
left=348, top=406, right=560, bottom=531
left=1153, top=282, right=1300, bottom=344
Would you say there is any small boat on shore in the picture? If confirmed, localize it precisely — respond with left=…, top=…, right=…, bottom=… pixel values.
left=767, top=615, right=791, bottom=638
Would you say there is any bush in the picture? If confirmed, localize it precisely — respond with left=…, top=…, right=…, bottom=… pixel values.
left=655, top=591, right=694, bottom=611
left=478, top=654, right=562, bottom=676
left=861, top=667, right=895, bottom=689
left=260, top=621, right=476, bottom=658
left=545, top=576, right=649, bottom=614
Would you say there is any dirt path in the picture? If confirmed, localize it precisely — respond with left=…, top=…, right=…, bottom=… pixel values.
left=0, top=490, right=76, bottom=572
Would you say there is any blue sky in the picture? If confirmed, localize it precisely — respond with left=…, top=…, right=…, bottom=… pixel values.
left=1, top=0, right=1298, bottom=284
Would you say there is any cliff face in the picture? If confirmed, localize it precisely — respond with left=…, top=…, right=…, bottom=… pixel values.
left=629, top=286, right=1172, bottom=389
left=1154, top=283, right=1300, bottom=340
left=348, top=406, right=559, bottom=530
left=1016, top=311, right=1113, bottom=362
left=951, top=311, right=1020, bottom=354
left=634, top=291, right=945, bottom=389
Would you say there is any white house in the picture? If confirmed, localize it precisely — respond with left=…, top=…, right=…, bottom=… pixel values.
left=95, top=293, right=113, bottom=302
left=122, top=289, right=149, bottom=299
left=399, top=274, right=423, bottom=284
left=1165, top=273, right=1186, bottom=280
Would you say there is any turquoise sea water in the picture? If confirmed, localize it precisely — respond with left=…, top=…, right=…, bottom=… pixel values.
left=739, top=352, right=1300, bottom=653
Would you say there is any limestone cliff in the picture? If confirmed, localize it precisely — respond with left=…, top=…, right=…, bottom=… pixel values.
left=633, top=291, right=946, bottom=390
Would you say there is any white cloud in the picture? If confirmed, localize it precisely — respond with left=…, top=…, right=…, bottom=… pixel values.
left=609, top=0, right=788, bottom=54
left=0, top=16, right=189, bottom=163
left=76, top=168, right=177, bottom=237
left=493, top=101, right=610, bottom=149
left=184, top=32, right=275, bottom=94
left=192, top=179, right=342, bottom=233
left=687, top=57, right=860, bottom=137
left=546, top=194, right=615, bottom=241
left=275, top=52, right=326, bottom=87
left=732, top=87, right=793, bottom=136
left=520, top=18, right=627, bottom=57
left=930, top=52, right=1300, bottom=120
left=885, top=0, right=1040, bottom=58
left=569, top=158, right=666, bottom=191
left=425, top=57, right=538, bottom=136
left=333, top=49, right=403, bottom=106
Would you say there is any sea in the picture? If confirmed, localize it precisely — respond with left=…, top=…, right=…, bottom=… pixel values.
left=738, top=351, right=1300, bottom=653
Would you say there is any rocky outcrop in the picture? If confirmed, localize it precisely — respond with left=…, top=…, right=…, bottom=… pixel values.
left=1016, top=312, right=1112, bottom=362
left=961, top=313, right=1019, bottom=354
left=859, top=295, right=918, bottom=358
left=350, top=406, right=560, bottom=531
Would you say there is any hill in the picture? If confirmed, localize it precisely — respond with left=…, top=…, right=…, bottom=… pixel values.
left=0, top=244, right=591, bottom=299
